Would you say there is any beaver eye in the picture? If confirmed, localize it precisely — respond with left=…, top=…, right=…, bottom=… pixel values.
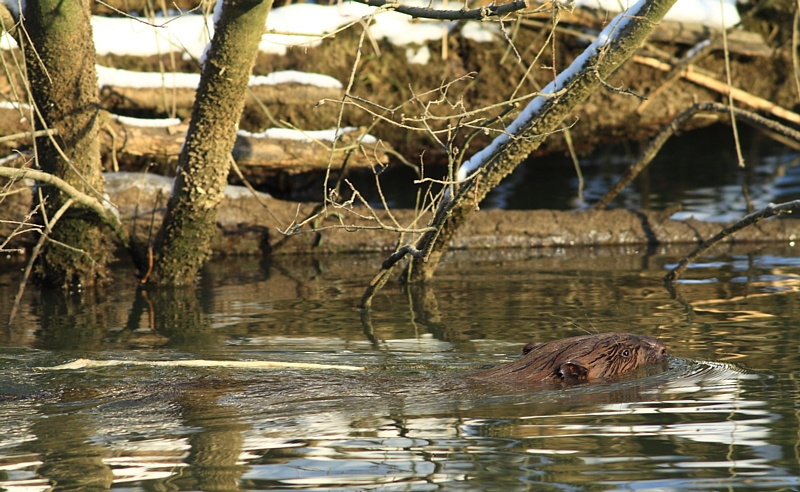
left=621, top=349, right=631, bottom=357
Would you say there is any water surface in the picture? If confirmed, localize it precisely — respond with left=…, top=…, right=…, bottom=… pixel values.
left=1, top=246, right=800, bottom=490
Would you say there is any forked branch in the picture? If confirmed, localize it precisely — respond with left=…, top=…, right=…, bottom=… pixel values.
left=399, top=0, right=680, bottom=284
left=0, top=166, right=130, bottom=248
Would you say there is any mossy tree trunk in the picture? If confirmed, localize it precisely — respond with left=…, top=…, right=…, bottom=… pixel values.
left=405, top=0, right=679, bottom=283
left=21, top=0, right=109, bottom=288
left=149, top=0, right=273, bottom=285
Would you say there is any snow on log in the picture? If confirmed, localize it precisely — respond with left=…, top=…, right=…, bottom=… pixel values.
left=0, top=106, right=387, bottom=172
left=96, top=66, right=344, bottom=115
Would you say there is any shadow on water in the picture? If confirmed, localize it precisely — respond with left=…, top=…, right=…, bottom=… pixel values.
left=1, top=246, right=800, bottom=489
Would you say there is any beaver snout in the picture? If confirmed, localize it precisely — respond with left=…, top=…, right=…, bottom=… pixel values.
left=647, top=339, right=669, bottom=361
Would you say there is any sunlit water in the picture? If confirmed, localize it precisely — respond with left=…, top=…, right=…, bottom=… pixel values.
left=1, top=245, right=800, bottom=491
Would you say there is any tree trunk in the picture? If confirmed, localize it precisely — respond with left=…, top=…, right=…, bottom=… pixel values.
left=150, top=0, right=273, bottom=285
left=22, top=0, right=109, bottom=288
left=406, top=0, right=679, bottom=283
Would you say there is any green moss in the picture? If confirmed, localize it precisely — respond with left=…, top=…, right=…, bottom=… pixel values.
left=22, top=0, right=108, bottom=288
left=152, top=0, right=274, bottom=285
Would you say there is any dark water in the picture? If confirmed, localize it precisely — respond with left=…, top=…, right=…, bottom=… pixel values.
left=2, top=245, right=800, bottom=491
left=352, top=124, right=800, bottom=222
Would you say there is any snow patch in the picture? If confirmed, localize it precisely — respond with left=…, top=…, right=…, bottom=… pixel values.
left=97, top=65, right=201, bottom=89
left=113, top=114, right=182, bottom=127
left=405, top=45, right=431, bottom=65
left=251, top=70, right=342, bottom=89
left=238, top=127, right=377, bottom=144
left=461, top=21, right=499, bottom=43
left=0, top=2, right=495, bottom=59
left=685, top=38, right=713, bottom=59
left=0, top=153, right=24, bottom=166
left=0, top=100, right=31, bottom=112
left=663, top=0, right=740, bottom=28
left=260, top=2, right=455, bottom=55
left=575, top=0, right=739, bottom=28
left=0, top=1, right=740, bottom=61
left=104, top=171, right=173, bottom=196
left=212, top=0, right=224, bottom=25
left=91, top=14, right=213, bottom=59
left=96, top=65, right=341, bottom=89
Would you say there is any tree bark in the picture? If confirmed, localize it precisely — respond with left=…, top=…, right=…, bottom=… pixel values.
left=22, top=0, right=110, bottom=288
left=150, top=0, right=273, bottom=285
left=406, top=0, right=680, bottom=283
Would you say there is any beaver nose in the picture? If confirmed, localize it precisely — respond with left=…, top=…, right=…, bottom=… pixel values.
left=648, top=340, right=668, bottom=359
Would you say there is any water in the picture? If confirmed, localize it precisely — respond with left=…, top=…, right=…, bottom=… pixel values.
left=352, top=124, right=800, bottom=222
left=1, top=245, right=800, bottom=491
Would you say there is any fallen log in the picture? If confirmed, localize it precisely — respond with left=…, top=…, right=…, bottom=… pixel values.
left=101, top=118, right=387, bottom=173
left=3, top=171, right=800, bottom=257
left=0, top=107, right=388, bottom=172
left=100, top=82, right=343, bottom=115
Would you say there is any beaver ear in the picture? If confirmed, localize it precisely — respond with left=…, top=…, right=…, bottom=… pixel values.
left=557, top=361, right=589, bottom=380
left=522, top=342, right=542, bottom=355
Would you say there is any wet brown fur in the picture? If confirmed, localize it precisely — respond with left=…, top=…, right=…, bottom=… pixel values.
left=472, top=333, right=668, bottom=383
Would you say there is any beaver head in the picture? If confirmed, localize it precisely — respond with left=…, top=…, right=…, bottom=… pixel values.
left=473, top=332, right=668, bottom=383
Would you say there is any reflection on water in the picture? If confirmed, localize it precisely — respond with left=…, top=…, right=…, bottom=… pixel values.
left=1, top=246, right=800, bottom=490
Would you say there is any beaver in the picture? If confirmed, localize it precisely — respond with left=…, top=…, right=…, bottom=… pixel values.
left=472, top=332, right=668, bottom=383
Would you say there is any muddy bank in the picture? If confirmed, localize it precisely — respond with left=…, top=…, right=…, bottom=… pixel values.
left=3, top=172, right=800, bottom=258
left=88, top=20, right=786, bottom=164
left=3, top=5, right=793, bottom=181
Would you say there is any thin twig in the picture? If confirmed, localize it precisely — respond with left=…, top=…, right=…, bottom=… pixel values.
left=228, top=155, right=282, bottom=224
left=719, top=0, right=745, bottom=168
left=0, top=166, right=129, bottom=247
left=94, top=0, right=202, bottom=27
left=0, top=202, right=43, bottom=253
left=8, top=198, right=74, bottom=327
left=358, top=245, right=425, bottom=309
left=664, top=200, right=800, bottom=282
left=0, top=129, right=55, bottom=144
left=350, top=0, right=533, bottom=20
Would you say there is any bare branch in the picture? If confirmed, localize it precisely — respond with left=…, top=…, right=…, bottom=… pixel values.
left=594, top=102, right=800, bottom=210
left=8, top=198, right=73, bottom=327
left=664, top=200, right=800, bottom=283
left=349, top=0, right=534, bottom=20
left=0, top=166, right=129, bottom=248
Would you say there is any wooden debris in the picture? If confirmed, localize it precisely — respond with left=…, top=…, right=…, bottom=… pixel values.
left=648, top=22, right=772, bottom=58
left=100, top=83, right=343, bottom=115
left=36, top=358, right=366, bottom=371
left=0, top=107, right=390, bottom=173
left=525, top=11, right=771, bottom=57
left=633, top=56, right=800, bottom=125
